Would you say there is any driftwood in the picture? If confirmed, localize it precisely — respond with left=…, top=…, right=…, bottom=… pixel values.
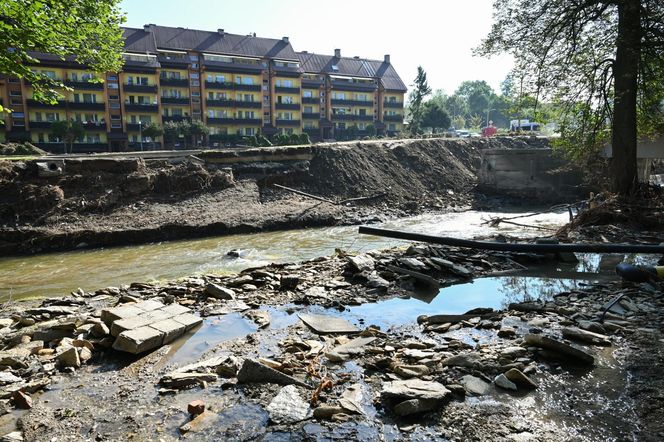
left=274, top=184, right=386, bottom=206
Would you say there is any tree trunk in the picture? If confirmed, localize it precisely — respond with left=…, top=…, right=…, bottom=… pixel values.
left=611, top=0, right=641, bottom=194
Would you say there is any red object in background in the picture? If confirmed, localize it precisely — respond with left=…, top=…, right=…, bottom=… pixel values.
left=482, top=126, right=498, bottom=137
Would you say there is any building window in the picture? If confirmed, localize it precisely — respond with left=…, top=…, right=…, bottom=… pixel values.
left=10, top=99, right=22, bottom=106
left=245, top=128, right=255, bottom=136
left=9, top=91, right=21, bottom=97
left=191, top=80, right=200, bottom=87
left=388, top=124, right=396, bottom=131
left=190, top=73, right=199, bottom=79
left=108, top=75, right=118, bottom=81
left=38, top=133, right=45, bottom=143
left=108, top=83, right=119, bottom=89
left=332, top=92, right=346, bottom=100
left=303, top=90, right=312, bottom=98
left=276, top=79, right=293, bottom=88
left=304, top=106, right=313, bottom=114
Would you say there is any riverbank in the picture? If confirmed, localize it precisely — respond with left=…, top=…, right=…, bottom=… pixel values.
left=1, top=235, right=662, bottom=441
left=0, top=137, right=553, bottom=256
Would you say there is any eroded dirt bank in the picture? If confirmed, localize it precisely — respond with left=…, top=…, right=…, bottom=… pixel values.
left=0, top=137, right=547, bottom=255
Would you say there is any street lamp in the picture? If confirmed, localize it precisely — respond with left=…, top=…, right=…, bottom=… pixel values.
left=486, top=108, right=496, bottom=127
left=139, top=120, right=143, bottom=151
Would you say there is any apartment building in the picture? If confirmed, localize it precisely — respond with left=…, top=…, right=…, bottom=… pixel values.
left=0, top=24, right=406, bottom=152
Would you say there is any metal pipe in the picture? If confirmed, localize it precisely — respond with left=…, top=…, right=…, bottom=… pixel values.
left=358, top=226, right=664, bottom=254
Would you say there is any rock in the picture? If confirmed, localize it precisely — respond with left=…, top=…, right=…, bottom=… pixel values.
left=331, top=337, right=375, bottom=356
left=494, top=374, right=518, bottom=391
left=1, top=431, right=24, bottom=441
left=381, top=379, right=450, bottom=401
left=245, top=310, right=270, bottom=329
left=393, top=398, right=441, bottom=416
left=279, top=275, right=299, bottom=291
left=179, top=411, right=218, bottom=434
left=298, top=313, right=359, bottom=334
left=366, top=273, right=390, bottom=289
left=78, top=347, right=92, bottom=363
left=57, top=347, right=80, bottom=369
left=113, top=326, right=164, bottom=354
left=338, top=384, right=364, bottom=415
left=266, top=385, right=311, bottom=424
left=159, top=372, right=218, bottom=389
left=524, top=334, right=595, bottom=365
left=25, top=306, right=77, bottom=317
left=498, top=327, right=517, bottom=338
left=398, top=258, right=428, bottom=271
left=0, top=373, right=22, bottom=386
left=393, top=364, right=430, bottom=378
left=11, top=391, right=32, bottom=409
left=460, top=375, right=490, bottom=395
left=504, top=368, right=538, bottom=389
left=313, top=405, right=345, bottom=420
left=347, top=254, right=375, bottom=272
left=442, top=352, right=480, bottom=368
left=577, top=320, right=607, bottom=335
left=562, top=327, right=611, bottom=346
left=236, top=358, right=311, bottom=388
left=18, top=318, right=35, bottom=327
left=187, top=400, right=206, bottom=416
left=402, top=348, right=434, bottom=359
left=205, top=284, right=235, bottom=300
left=324, top=351, right=348, bottom=363
left=500, top=346, right=527, bottom=359
left=418, top=314, right=478, bottom=325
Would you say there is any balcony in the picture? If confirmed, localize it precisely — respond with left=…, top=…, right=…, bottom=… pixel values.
left=330, top=80, right=377, bottom=92
left=157, top=56, right=189, bottom=68
left=302, top=97, right=320, bottom=105
left=64, top=80, right=104, bottom=90
left=302, top=112, right=319, bottom=120
left=159, top=78, right=189, bottom=87
left=275, top=119, right=300, bottom=127
left=206, top=99, right=235, bottom=107
left=126, top=123, right=153, bottom=131
left=235, top=100, right=261, bottom=109
left=331, top=99, right=374, bottom=107
left=331, top=114, right=374, bottom=121
left=275, top=102, right=300, bottom=110
left=275, top=86, right=300, bottom=94
left=205, top=81, right=234, bottom=90
left=384, top=101, right=403, bottom=109
left=122, top=84, right=158, bottom=93
left=207, top=117, right=261, bottom=125
left=29, top=121, right=54, bottom=129
left=203, top=60, right=264, bottom=75
left=206, top=99, right=261, bottom=109
left=161, top=97, right=190, bottom=105
left=125, top=103, right=159, bottom=112
left=162, top=115, right=190, bottom=123
left=383, top=114, right=403, bottom=122
left=25, top=99, right=66, bottom=108
left=69, top=101, right=105, bottom=110
left=235, top=83, right=261, bottom=92
left=302, top=78, right=324, bottom=88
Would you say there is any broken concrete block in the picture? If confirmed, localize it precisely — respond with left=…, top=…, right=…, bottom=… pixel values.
left=298, top=313, right=359, bottom=334
left=160, top=304, right=191, bottom=317
left=172, top=313, right=202, bottom=331
left=150, top=319, right=186, bottom=344
left=112, top=327, right=164, bottom=354
left=134, top=300, right=165, bottom=312
left=236, top=358, right=311, bottom=389
left=110, top=315, right=153, bottom=337
left=101, top=305, right=145, bottom=325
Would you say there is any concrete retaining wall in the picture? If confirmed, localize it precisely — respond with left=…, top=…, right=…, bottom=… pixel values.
left=478, top=148, right=584, bottom=200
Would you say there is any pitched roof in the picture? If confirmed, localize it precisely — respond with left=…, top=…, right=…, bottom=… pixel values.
left=122, top=25, right=298, bottom=61
left=297, top=52, right=406, bottom=92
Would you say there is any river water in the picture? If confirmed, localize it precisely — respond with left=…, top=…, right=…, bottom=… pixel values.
left=0, top=210, right=571, bottom=300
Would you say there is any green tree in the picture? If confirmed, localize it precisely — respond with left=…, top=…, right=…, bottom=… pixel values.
left=408, top=66, right=432, bottom=135
left=298, top=133, right=311, bottom=145
left=0, top=0, right=125, bottom=109
left=188, top=119, right=209, bottom=147
left=365, top=124, right=377, bottom=137
left=422, top=101, right=451, bottom=133
left=452, top=116, right=466, bottom=130
left=141, top=123, right=163, bottom=148
left=477, top=0, right=664, bottom=194
left=51, top=120, right=84, bottom=154
left=163, top=121, right=180, bottom=148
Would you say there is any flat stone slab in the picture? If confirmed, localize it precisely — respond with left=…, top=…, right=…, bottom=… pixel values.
left=524, top=334, right=595, bottom=365
left=237, top=358, right=312, bottom=389
left=298, top=313, right=359, bottom=334
left=266, top=385, right=311, bottom=424
left=101, top=301, right=201, bottom=354
left=381, top=379, right=450, bottom=401
left=562, top=327, right=611, bottom=346
left=461, top=375, right=491, bottom=395
left=332, top=337, right=376, bottom=356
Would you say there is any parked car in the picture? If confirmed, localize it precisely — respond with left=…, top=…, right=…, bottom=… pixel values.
left=455, top=130, right=470, bottom=138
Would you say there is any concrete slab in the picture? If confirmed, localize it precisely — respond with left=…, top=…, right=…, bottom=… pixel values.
left=110, top=315, right=152, bottom=337
left=151, top=319, right=186, bottom=344
left=113, top=326, right=164, bottom=354
left=134, top=300, right=165, bottom=312
left=160, top=304, right=191, bottom=316
left=101, top=305, right=145, bottom=325
left=298, top=313, right=359, bottom=334
left=172, top=313, right=203, bottom=331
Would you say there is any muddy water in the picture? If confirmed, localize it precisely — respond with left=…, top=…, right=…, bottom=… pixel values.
left=0, top=210, right=570, bottom=300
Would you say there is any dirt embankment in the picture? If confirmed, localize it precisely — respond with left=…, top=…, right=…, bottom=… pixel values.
left=0, top=137, right=542, bottom=255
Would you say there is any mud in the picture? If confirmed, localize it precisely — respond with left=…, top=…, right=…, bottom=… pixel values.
left=0, top=137, right=551, bottom=256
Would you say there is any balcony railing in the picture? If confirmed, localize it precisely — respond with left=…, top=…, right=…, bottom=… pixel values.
left=383, top=114, right=403, bottom=122
left=205, top=81, right=234, bottom=90
left=206, top=99, right=261, bottom=108
left=207, top=117, right=262, bottom=125
left=330, top=80, right=377, bottom=92
left=235, top=83, right=261, bottom=92
left=302, top=112, right=319, bottom=120
left=29, top=121, right=54, bottom=129
left=331, top=114, right=374, bottom=121
left=162, top=115, right=190, bottom=123
left=161, top=97, right=190, bottom=105
left=275, top=86, right=300, bottom=94
left=275, top=119, right=301, bottom=126
left=26, top=99, right=66, bottom=108
left=126, top=123, right=153, bottom=131
left=302, top=79, right=324, bottom=88
left=124, top=103, right=159, bottom=112
left=331, top=99, right=374, bottom=107
left=159, top=78, right=189, bottom=87
left=64, top=80, right=104, bottom=90
left=275, top=102, right=300, bottom=110
left=69, top=101, right=106, bottom=110
left=383, top=101, right=403, bottom=108
left=122, top=84, right=158, bottom=93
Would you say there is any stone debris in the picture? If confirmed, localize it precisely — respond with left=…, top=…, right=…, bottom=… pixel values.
left=524, top=334, right=595, bottom=365
left=245, top=310, right=270, bottom=329
left=298, top=313, right=359, bottom=334
left=266, top=385, right=311, bottom=424
left=494, top=373, right=518, bottom=391
left=461, top=375, right=491, bottom=396
left=504, top=368, right=538, bottom=389
left=205, top=283, right=235, bottom=300
left=236, top=358, right=312, bottom=388
left=159, top=372, right=218, bottom=389
left=102, top=300, right=202, bottom=354
left=347, top=254, right=375, bottom=272
left=187, top=400, right=206, bottom=416
left=381, top=379, right=450, bottom=401
left=562, top=327, right=611, bottom=346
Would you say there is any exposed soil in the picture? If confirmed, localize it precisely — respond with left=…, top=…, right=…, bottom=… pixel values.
left=0, top=137, right=534, bottom=256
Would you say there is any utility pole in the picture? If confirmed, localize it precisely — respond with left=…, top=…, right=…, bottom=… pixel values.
left=139, top=121, right=143, bottom=151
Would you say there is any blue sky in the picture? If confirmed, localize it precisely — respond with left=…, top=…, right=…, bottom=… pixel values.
left=118, top=0, right=513, bottom=95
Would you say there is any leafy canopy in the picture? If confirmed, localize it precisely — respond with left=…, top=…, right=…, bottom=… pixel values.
left=0, top=0, right=125, bottom=108
left=408, top=66, right=432, bottom=135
